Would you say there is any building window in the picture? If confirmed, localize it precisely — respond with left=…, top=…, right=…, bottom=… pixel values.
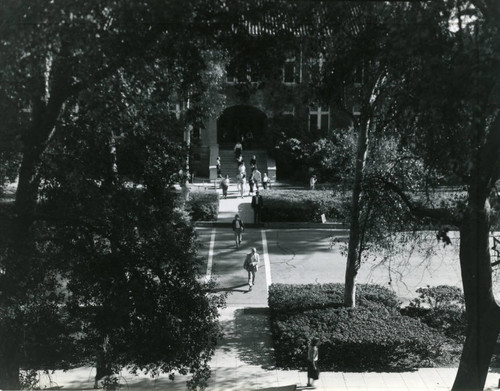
left=308, top=55, right=324, bottom=82
left=283, top=59, right=296, bottom=84
left=309, top=106, right=330, bottom=131
left=226, top=62, right=253, bottom=83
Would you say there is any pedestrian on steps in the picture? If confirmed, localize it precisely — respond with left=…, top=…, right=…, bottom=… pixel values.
left=250, top=154, right=257, bottom=169
left=243, top=247, right=260, bottom=291
left=234, top=141, right=243, bottom=160
left=232, top=214, right=245, bottom=248
left=216, top=156, right=222, bottom=178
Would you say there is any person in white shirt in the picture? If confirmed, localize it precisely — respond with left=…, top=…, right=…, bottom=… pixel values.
left=243, top=247, right=260, bottom=291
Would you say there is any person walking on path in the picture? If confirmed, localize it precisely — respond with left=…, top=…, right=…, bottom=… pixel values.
left=306, top=338, right=320, bottom=388
left=262, top=172, right=270, bottom=189
left=248, top=167, right=255, bottom=195
left=251, top=190, right=264, bottom=224
left=220, top=174, right=230, bottom=199
left=243, top=247, right=260, bottom=291
left=252, top=168, right=262, bottom=192
left=232, top=214, right=245, bottom=248
left=237, top=172, right=246, bottom=198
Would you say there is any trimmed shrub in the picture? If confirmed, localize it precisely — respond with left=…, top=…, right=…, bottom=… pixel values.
left=402, top=285, right=466, bottom=342
left=186, top=191, right=219, bottom=221
left=259, top=189, right=345, bottom=222
left=269, top=283, right=458, bottom=371
left=268, top=283, right=399, bottom=315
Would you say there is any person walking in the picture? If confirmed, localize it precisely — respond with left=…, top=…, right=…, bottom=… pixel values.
left=250, top=154, right=257, bottom=169
left=234, top=141, right=243, bottom=159
left=251, top=190, right=264, bottom=224
left=243, top=247, right=260, bottom=291
left=306, top=338, right=320, bottom=388
left=238, top=161, right=246, bottom=177
left=252, top=168, right=262, bottom=192
left=248, top=167, right=255, bottom=195
left=232, top=214, right=245, bottom=248
left=220, top=174, right=230, bottom=199
left=237, top=172, right=246, bottom=198
left=262, top=172, right=270, bottom=189
left=216, top=156, right=222, bottom=178
left=309, top=174, right=317, bottom=190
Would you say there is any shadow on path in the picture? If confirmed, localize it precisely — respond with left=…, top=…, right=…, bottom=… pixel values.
left=212, top=283, right=249, bottom=293
left=219, top=307, right=275, bottom=370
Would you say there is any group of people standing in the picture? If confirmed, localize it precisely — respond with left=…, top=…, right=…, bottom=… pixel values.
left=217, top=140, right=271, bottom=199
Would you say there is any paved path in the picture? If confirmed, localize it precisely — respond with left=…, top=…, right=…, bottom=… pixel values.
left=38, top=185, right=500, bottom=390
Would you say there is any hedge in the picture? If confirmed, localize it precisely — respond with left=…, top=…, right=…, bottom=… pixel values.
left=269, top=283, right=458, bottom=371
left=186, top=191, right=219, bottom=221
left=268, top=283, right=400, bottom=314
left=259, top=189, right=345, bottom=223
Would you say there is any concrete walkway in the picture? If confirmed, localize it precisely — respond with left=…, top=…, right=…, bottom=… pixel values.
left=38, top=183, right=500, bottom=390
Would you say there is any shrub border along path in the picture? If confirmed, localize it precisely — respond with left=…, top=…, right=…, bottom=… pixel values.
left=269, top=283, right=461, bottom=372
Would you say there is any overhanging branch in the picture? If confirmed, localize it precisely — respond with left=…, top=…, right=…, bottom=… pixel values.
left=383, top=180, right=461, bottom=226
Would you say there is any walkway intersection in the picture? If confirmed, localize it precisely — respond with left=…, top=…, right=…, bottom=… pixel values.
left=38, top=183, right=500, bottom=390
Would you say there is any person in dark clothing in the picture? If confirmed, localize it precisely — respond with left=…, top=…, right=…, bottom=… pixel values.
left=232, top=214, right=245, bottom=248
left=250, top=154, right=257, bottom=169
left=216, top=156, right=222, bottom=178
left=220, top=174, right=230, bottom=199
left=251, top=190, right=264, bottom=224
left=234, top=141, right=243, bottom=159
left=248, top=167, right=255, bottom=194
left=306, top=338, right=320, bottom=387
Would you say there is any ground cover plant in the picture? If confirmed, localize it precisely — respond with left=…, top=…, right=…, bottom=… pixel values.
left=269, top=283, right=461, bottom=371
left=260, top=189, right=345, bottom=223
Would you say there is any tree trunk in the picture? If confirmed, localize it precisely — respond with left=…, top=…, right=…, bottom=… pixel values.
left=344, top=120, right=369, bottom=307
left=0, top=101, right=61, bottom=388
left=0, top=334, right=21, bottom=389
left=0, top=147, right=41, bottom=390
left=452, top=203, right=500, bottom=391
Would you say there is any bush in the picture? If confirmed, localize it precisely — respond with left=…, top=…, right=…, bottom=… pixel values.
left=260, top=189, right=345, bottom=222
left=269, top=283, right=458, bottom=371
left=186, top=191, right=219, bottom=221
left=402, top=285, right=466, bottom=342
left=268, top=283, right=399, bottom=315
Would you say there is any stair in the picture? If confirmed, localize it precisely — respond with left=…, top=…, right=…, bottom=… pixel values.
left=218, top=149, right=269, bottom=181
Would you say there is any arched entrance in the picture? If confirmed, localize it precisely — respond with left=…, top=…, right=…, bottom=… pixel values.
left=217, top=105, right=267, bottom=148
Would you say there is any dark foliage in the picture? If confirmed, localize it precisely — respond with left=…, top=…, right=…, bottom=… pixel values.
left=402, top=285, right=466, bottom=342
left=260, top=189, right=345, bottom=223
left=186, top=191, right=219, bottom=221
left=269, top=283, right=459, bottom=371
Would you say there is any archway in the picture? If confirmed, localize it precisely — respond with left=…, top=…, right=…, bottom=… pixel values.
left=217, top=105, right=267, bottom=148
